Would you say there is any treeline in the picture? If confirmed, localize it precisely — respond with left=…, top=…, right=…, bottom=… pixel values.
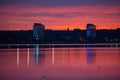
left=0, top=29, right=120, bottom=44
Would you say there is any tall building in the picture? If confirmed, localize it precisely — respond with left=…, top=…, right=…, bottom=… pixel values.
left=86, top=23, right=96, bottom=40
left=33, top=23, right=45, bottom=41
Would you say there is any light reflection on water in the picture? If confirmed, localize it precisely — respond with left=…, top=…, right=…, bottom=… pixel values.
left=0, top=44, right=120, bottom=80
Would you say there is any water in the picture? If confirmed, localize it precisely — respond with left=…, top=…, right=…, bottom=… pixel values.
left=0, top=44, right=120, bottom=80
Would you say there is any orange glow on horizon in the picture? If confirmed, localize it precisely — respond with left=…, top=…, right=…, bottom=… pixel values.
left=0, top=6, right=120, bottom=30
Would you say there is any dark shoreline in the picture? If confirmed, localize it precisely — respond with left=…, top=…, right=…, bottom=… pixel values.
left=0, top=43, right=120, bottom=49
left=0, top=29, right=120, bottom=45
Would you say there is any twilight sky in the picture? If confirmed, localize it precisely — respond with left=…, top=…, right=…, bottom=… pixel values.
left=0, top=0, right=120, bottom=30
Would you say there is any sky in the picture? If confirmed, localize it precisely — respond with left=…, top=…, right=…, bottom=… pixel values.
left=0, top=0, right=120, bottom=30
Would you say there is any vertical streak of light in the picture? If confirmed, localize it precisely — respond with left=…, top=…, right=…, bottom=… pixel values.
left=34, top=44, right=39, bottom=64
left=62, top=48, right=64, bottom=64
left=52, top=47, right=55, bottom=65
left=27, top=48, right=30, bottom=67
left=17, top=48, right=19, bottom=67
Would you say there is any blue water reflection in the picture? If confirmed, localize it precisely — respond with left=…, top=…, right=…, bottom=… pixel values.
left=34, top=44, right=45, bottom=65
left=86, top=45, right=96, bottom=64
left=34, top=44, right=39, bottom=64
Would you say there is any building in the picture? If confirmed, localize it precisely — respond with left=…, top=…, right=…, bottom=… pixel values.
left=86, top=23, right=96, bottom=40
left=33, top=23, right=45, bottom=41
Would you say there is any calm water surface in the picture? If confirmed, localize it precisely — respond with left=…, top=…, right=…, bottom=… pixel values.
left=0, top=44, right=120, bottom=80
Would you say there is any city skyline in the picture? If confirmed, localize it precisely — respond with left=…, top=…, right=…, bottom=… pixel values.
left=0, top=0, right=120, bottom=30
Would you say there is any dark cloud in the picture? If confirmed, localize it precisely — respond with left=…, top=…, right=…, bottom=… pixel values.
left=0, top=0, right=120, bottom=8
left=1, top=10, right=120, bottom=18
left=20, top=12, right=120, bottom=18
left=21, top=12, right=88, bottom=18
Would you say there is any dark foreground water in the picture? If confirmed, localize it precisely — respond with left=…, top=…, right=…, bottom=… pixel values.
left=0, top=44, right=120, bottom=80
